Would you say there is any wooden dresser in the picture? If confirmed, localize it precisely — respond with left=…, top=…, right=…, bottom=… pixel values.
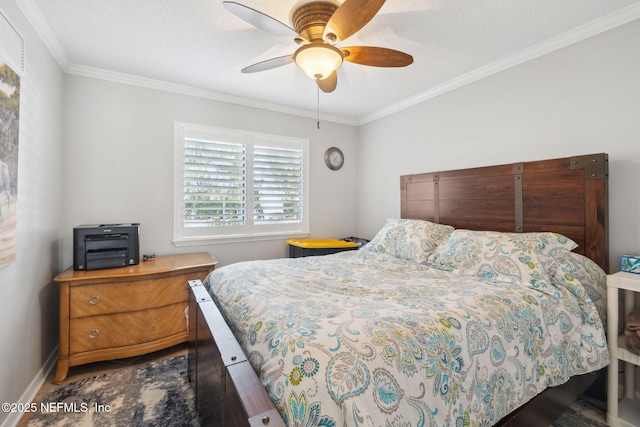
left=53, top=252, right=217, bottom=383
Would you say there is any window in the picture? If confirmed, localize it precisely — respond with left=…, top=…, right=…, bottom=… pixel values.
left=173, top=123, right=309, bottom=245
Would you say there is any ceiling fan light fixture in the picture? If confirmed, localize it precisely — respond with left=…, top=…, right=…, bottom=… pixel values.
left=294, top=44, right=343, bottom=80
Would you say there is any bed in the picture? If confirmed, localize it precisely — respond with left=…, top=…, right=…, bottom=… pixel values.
left=187, top=153, right=610, bottom=427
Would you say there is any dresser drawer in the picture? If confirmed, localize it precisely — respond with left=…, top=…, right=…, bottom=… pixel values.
left=69, top=303, right=188, bottom=353
left=54, top=253, right=217, bottom=383
left=69, top=273, right=198, bottom=318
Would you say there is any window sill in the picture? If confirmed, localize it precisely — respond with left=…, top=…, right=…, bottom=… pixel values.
left=173, top=231, right=310, bottom=246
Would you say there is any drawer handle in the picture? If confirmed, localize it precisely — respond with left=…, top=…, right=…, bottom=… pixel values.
left=89, top=295, right=101, bottom=305
left=88, top=329, right=101, bottom=339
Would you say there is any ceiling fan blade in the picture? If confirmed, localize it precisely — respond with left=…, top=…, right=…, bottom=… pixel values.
left=223, top=1, right=299, bottom=38
left=341, top=46, right=413, bottom=67
left=323, top=0, right=386, bottom=43
left=241, top=55, right=295, bottom=73
left=317, top=71, right=338, bottom=93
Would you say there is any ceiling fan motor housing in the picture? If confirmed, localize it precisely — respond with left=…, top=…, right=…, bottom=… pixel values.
left=292, top=1, right=338, bottom=42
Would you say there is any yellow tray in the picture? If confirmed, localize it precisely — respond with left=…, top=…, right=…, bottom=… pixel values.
left=286, top=239, right=358, bottom=249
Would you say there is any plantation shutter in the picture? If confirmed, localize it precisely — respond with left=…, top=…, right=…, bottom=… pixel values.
left=183, top=139, right=246, bottom=227
left=174, top=122, right=309, bottom=244
left=253, top=146, right=304, bottom=225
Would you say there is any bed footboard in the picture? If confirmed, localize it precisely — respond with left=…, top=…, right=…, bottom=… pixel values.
left=188, top=280, right=286, bottom=427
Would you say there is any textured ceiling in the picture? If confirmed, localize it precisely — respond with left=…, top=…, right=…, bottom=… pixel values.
left=24, top=0, right=640, bottom=124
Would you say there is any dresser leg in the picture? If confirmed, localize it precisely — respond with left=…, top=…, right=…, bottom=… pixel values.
left=53, top=358, right=69, bottom=384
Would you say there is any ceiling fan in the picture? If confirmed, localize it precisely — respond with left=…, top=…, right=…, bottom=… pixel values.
left=223, top=0, right=413, bottom=93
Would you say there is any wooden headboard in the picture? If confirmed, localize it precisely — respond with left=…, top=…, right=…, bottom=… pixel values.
left=400, top=153, right=609, bottom=272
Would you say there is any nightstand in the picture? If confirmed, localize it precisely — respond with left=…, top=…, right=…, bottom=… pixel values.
left=53, top=252, right=217, bottom=383
left=607, top=271, right=640, bottom=427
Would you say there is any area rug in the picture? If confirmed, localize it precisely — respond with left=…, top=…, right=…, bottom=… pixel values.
left=26, top=355, right=199, bottom=427
left=553, top=395, right=607, bottom=427
left=26, top=353, right=606, bottom=427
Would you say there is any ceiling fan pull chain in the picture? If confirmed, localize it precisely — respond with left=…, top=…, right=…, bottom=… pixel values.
left=317, top=82, right=320, bottom=129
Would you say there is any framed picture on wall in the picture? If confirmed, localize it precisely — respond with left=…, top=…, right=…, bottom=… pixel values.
left=0, top=11, right=23, bottom=269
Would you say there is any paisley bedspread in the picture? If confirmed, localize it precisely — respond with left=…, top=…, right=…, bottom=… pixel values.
left=204, top=250, right=609, bottom=427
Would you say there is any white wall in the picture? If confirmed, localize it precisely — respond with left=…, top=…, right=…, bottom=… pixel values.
left=357, top=18, right=640, bottom=272
left=62, top=76, right=359, bottom=267
left=0, top=1, right=64, bottom=426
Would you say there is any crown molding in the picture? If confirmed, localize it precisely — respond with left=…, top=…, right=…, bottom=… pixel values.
left=66, top=64, right=358, bottom=126
left=358, top=2, right=640, bottom=125
left=16, top=0, right=69, bottom=71
left=16, top=0, right=640, bottom=127
left=16, top=0, right=353, bottom=125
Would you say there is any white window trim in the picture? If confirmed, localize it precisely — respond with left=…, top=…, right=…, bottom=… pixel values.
left=173, top=122, right=310, bottom=246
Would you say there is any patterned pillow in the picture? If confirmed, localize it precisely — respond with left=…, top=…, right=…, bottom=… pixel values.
left=427, top=229, right=578, bottom=290
left=363, top=219, right=454, bottom=264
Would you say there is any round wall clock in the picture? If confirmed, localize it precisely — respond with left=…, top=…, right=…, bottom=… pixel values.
left=324, top=147, right=344, bottom=170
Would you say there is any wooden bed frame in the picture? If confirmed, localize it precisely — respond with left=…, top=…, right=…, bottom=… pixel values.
left=187, top=153, right=609, bottom=427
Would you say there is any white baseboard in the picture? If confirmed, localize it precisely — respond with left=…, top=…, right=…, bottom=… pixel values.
left=1, top=346, right=58, bottom=427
